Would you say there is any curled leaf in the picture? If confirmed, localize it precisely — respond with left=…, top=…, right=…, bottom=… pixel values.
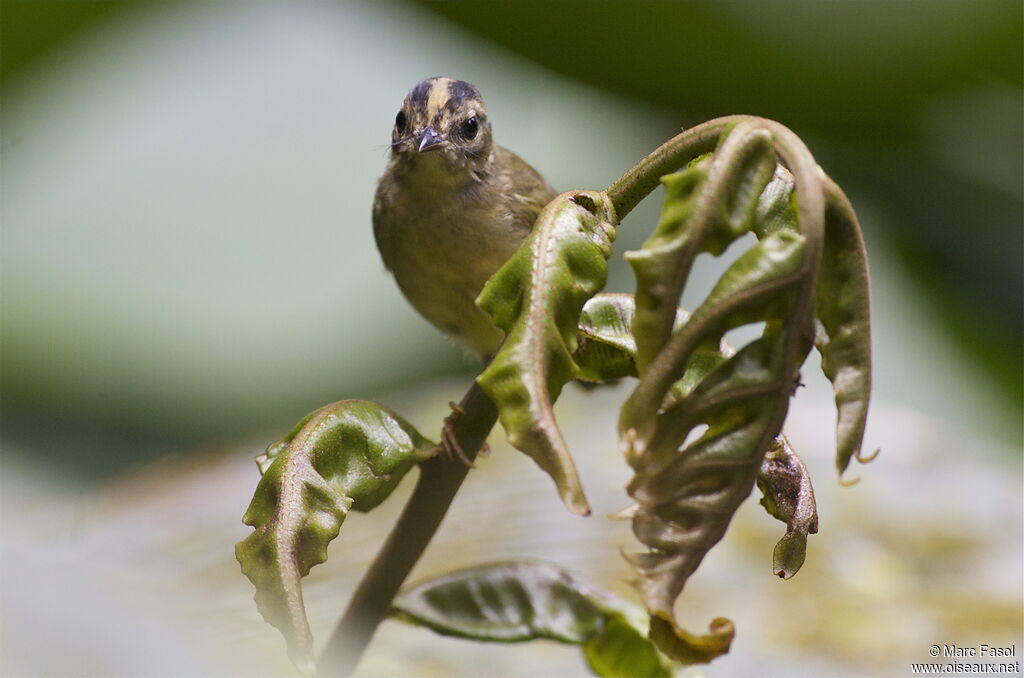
left=622, top=242, right=811, bottom=655
left=575, top=293, right=690, bottom=383
left=757, top=168, right=875, bottom=476
left=235, top=400, right=435, bottom=672
left=616, top=121, right=830, bottom=663
left=626, top=157, right=710, bottom=376
left=753, top=163, right=798, bottom=239
left=620, top=229, right=808, bottom=452
left=575, top=290, right=818, bottom=596
left=477, top=190, right=617, bottom=516
left=391, top=560, right=673, bottom=678
left=624, top=343, right=785, bottom=622
left=648, top=614, right=734, bottom=665
left=819, top=180, right=875, bottom=475
left=756, top=436, right=818, bottom=579
left=574, top=293, right=730, bottom=407
left=626, top=122, right=776, bottom=375
left=574, top=293, right=641, bottom=382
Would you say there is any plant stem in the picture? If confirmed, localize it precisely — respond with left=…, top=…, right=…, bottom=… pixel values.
left=604, top=116, right=740, bottom=220
left=317, top=380, right=498, bottom=677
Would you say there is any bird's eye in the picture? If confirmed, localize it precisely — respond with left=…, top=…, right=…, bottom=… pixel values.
left=395, top=110, right=408, bottom=133
left=461, top=116, right=479, bottom=140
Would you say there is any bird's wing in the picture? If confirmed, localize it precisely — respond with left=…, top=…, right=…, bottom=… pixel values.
left=371, top=176, right=396, bottom=273
left=496, top=145, right=558, bottom=233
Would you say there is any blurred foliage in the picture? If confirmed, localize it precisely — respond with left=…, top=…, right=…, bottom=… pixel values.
left=392, top=560, right=676, bottom=678
left=412, top=0, right=1024, bottom=426
left=414, top=0, right=1019, bottom=142
left=0, top=0, right=135, bottom=90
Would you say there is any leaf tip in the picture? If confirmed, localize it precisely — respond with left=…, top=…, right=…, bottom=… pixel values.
left=648, top=613, right=735, bottom=665
left=291, top=651, right=316, bottom=677
left=619, top=427, right=644, bottom=467
left=838, top=472, right=861, bottom=487
left=608, top=503, right=639, bottom=520
left=708, top=616, right=734, bottom=635
left=564, top=489, right=592, bottom=517
left=857, top=446, right=881, bottom=464
left=836, top=446, right=877, bottom=482
left=772, top=533, right=807, bottom=579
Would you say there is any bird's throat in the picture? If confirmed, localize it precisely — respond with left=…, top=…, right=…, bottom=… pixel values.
left=398, top=150, right=488, bottom=197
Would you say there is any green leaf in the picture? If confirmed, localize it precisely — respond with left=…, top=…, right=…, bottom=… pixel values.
left=818, top=180, right=876, bottom=475
left=625, top=158, right=710, bottom=376
left=701, top=128, right=777, bottom=257
left=575, top=293, right=690, bottom=383
left=391, top=560, right=674, bottom=678
left=624, top=338, right=789, bottom=624
left=574, top=293, right=731, bottom=408
left=625, top=124, right=776, bottom=375
left=756, top=436, right=818, bottom=579
left=753, top=164, right=799, bottom=239
left=757, top=169, right=876, bottom=476
left=607, top=246, right=810, bottom=659
left=584, top=614, right=674, bottom=678
left=575, top=293, right=814, bottom=583
left=574, top=293, right=641, bottom=382
left=235, top=400, right=435, bottom=673
left=620, top=229, right=807, bottom=452
left=647, top=615, right=734, bottom=666
left=616, top=122, right=832, bottom=664
left=476, top=190, right=617, bottom=516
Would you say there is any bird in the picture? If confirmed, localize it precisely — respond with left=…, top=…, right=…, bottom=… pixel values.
left=372, top=76, right=557, bottom=358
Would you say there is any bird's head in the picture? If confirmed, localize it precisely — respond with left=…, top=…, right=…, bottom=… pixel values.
left=389, top=77, right=493, bottom=175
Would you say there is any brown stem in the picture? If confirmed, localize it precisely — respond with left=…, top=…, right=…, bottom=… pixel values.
left=317, top=381, right=498, bottom=677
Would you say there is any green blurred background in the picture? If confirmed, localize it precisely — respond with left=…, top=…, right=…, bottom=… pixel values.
left=1, top=1, right=1021, bottom=677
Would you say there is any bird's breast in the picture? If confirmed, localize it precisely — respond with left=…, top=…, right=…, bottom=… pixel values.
left=373, top=171, right=526, bottom=355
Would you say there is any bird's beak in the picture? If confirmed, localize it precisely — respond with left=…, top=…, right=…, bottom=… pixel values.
left=416, top=125, right=444, bottom=152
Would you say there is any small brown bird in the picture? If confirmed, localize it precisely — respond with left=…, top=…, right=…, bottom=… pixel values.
left=373, top=77, right=557, bottom=357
